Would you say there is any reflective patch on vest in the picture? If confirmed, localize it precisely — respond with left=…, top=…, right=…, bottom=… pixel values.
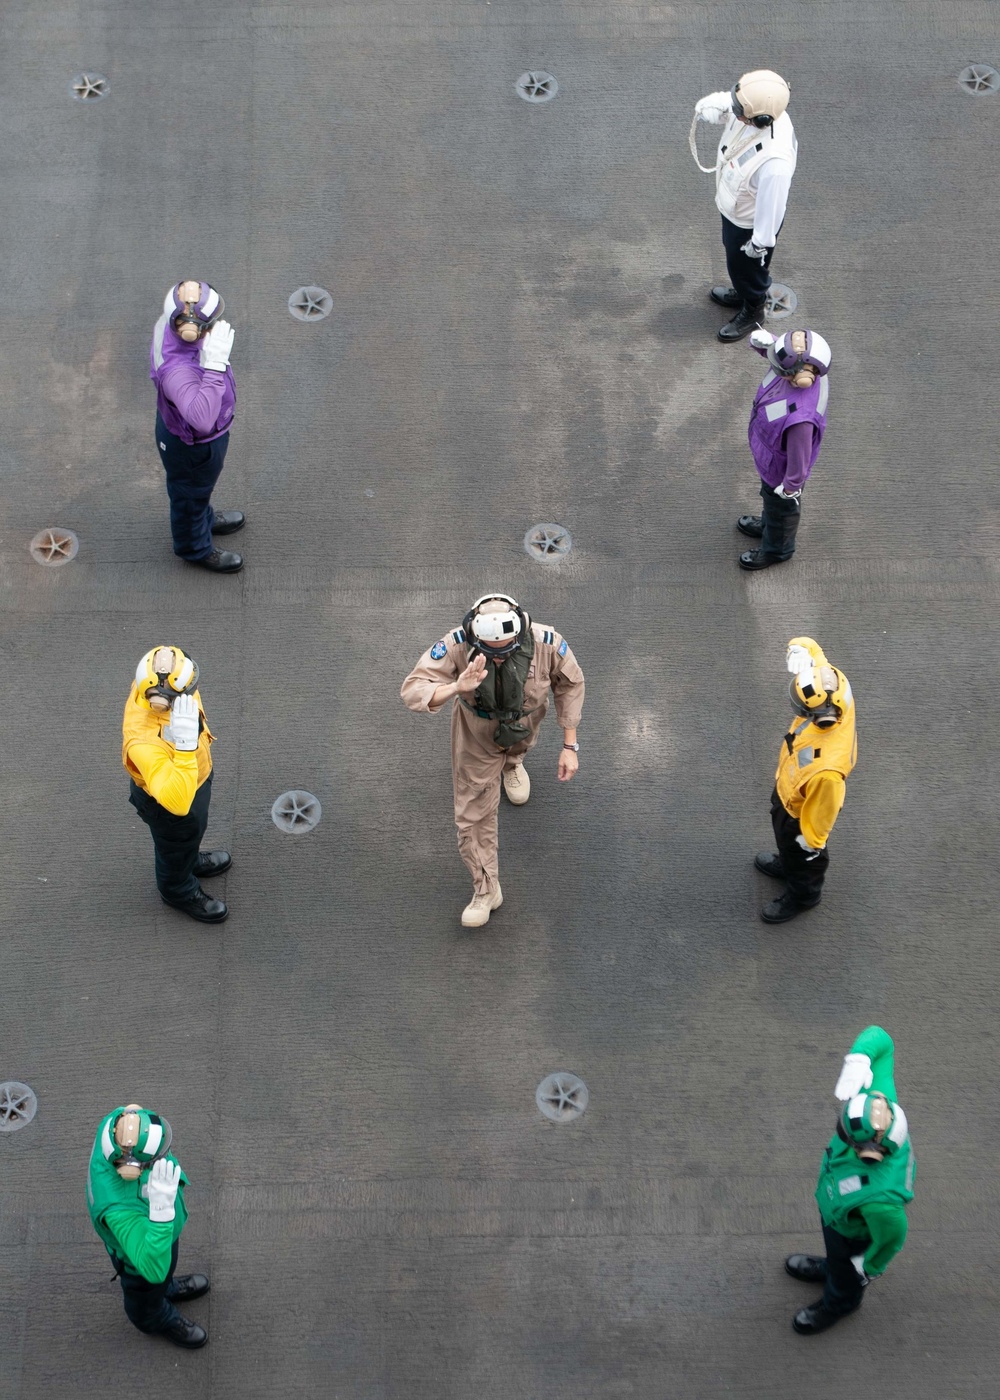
left=543, top=629, right=554, bottom=645
left=761, top=370, right=778, bottom=388
left=838, top=1174, right=863, bottom=1196
left=452, top=628, right=466, bottom=645
left=765, top=399, right=789, bottom=422
left=797, top=747, right=816, bottom=768
left=559, top=638, right=568, bottom=656
left=817, top=376, right=830, bottom=414
left=430, top=641, right=446, bottom=660
left=737, top=142, right=764, bottom=166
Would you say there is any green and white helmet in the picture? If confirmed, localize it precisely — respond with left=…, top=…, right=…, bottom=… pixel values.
left=837, top=1091, right=909, bottom=1163
left=100, top=1104, right=173, bottom=1179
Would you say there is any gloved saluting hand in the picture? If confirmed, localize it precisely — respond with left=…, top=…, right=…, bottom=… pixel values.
left=749, top=328, right=776, bottom=350
left=146, top=1158, right=182, bottom=1222
left=162, top=693, right=200, bottom=751
left=834, top=1052, right=874, bottom=1101
left=695, top=91, right=731, bottom=123
left=199, top=318, right=235, bottom=373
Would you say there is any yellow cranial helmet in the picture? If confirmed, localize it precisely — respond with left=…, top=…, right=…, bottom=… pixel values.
left=134, top=646, right=199, bottom=714
left=786, top=636, right=851, bottom=729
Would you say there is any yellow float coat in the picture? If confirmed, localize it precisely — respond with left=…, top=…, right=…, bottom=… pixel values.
left=122, top=685, right=213, bottom=817
left=775, top=704, right=857, bottom=849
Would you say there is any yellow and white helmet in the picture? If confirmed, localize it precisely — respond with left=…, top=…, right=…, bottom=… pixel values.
left=133, top=645, right=199, bottom=713
left=786, top=636, right=851, bottom=729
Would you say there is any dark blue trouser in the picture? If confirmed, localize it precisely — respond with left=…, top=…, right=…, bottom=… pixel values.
left=113, top=1238, right=182, bottom=1332
left=155, top=414, right=229, bottom=561
left=770, top=787, right=829, bottom=905
left=820, top=1222, right=867, bottom=1315
left=759, top=481, right=801, bottom=560
left=721, top=215, right=776, bottom=308
left=129, top=774, right=212, bottom=901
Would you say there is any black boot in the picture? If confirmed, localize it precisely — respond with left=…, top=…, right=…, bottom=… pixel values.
left=193, top=850, right=232, bottom=878
left=737, top=514, right=763, bottom=538
left=211, top=511, right=245, bottom=535
left=710, top=285, right=741, bottom=308
left=161, top=887, right=229, bottom=924
left=761, top=890, right=819, bottom=924
left=718, top=302, right=766, bottom=342
left=785, top=1255, right=826, bottom=1283
left=739, top=548, right=789, bottom=571
left=156, top=1313, right=209, bottom=1348
left=169, top=1274, right=211, bottom=1303
left=793, top=1300, right=855, bottom=1335
left=754, top=852, right=784, bottom=879
left=186, top=549, right=243, bottom=574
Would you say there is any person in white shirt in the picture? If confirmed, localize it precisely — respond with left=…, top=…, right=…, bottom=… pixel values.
left=693, top=71, right=797, bottom=342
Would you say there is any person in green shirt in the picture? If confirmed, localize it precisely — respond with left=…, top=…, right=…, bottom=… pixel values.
left=86, top=1104, right=210, bottom=1348
left=786, top=1025, right=915, bottom=1334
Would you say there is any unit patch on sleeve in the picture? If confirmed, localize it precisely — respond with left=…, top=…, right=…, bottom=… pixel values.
left=430, top=641, right=447, bottom=660
left=558, top=638, right=568, bottom=656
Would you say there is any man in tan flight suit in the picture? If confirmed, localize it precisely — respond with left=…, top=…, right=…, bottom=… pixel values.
left=401, top=593, right=585, bottom=927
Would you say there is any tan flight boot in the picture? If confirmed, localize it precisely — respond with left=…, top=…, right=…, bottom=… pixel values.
left=461, top=884, right=504, bottom=928
left=502, top=763, right=530, bottom=805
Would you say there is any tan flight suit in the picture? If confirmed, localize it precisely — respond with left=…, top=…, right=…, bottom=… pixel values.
left=401, top=622, right=585, bottom=895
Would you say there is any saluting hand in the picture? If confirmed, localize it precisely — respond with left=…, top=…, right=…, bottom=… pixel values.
left=453, top=653, right=488, bottom=697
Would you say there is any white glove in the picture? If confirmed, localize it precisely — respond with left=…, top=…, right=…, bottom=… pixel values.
left=850, top=1253, right=869, bottom=1284
left=740, top=239, right=769, bottom=263
left=199, top=318, right=235, bottom=372
left=835, top=1053, right=874, bottom=1101
left=774, top=483, right=801, bottom=500
left=794, top=833, right=823, bottom=859
left=162, top=693, right=200, bottom=752
left=749, top=328, right=776, bottom=350
left=146, top=1159, right=181, bottom=1223
left=695, top=91, right=731, bottom=123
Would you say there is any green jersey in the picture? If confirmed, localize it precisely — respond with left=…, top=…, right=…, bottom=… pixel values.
left=86, top=1112, right=188, bottom=1284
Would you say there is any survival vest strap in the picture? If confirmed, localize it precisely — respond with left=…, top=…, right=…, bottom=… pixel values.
left=459, top=627, right=537, bottom=749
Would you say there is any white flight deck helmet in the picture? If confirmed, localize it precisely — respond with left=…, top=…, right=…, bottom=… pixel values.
left=731, top=70, right=791, bottom=128
left=463, top=594, right=526, bottom=658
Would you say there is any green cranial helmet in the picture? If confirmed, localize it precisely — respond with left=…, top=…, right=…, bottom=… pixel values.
left=837, top=1091, right=909, bottom=1164
left=100, top=1104, right=173, bottom=1180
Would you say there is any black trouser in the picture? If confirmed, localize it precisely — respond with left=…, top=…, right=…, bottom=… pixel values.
left=819, top=1222, right=868, bottom=1315
left=155, top=414, right=230, bottom=561
left=129, top=774, right=212, bottom=901
left=770, top=787, right=828, bottom=905
left=721, top=214, right=776, bottom=308
left=759, top=481, right=801, bottom=560
left=113, top=1238, right=182, bottom=1332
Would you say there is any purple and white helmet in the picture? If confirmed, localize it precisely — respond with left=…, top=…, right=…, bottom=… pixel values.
left=162, top=280, right=225, bottom=334
left=767, top=329, right=832, bottom=379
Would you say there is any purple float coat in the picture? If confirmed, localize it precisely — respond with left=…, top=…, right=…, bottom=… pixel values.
left=747, top=366, right=828, bottom=492
left=150, top=313, right=236, bottom=445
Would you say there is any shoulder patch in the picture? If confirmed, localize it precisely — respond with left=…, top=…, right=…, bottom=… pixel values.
left=558, top=638, right=568, bottom=657
left=430, top=641, right=447, bottom=660
left=452, top=628, right=466, bottom=645
left=543, top=629, right=554, bottom=645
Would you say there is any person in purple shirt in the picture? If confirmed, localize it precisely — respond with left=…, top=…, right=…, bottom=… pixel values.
left=150, top=280, right=245, bottom=573
left=737, top=327, right=831, bottom=570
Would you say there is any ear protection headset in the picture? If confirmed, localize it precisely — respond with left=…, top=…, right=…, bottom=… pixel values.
left=102, top=1105, right=173, bottom=1180
left=836, top=1091, right=901, bottom=1164
left=767, top=329, right=833, bottom=388
left=166, top=281, right=225, bottom=343
left=731, top=89, right=773, bottom=128
left=730, top=69, right=791, bottom=129
left=461, top=593, right=529, bottom=659
left=134, top=646, right=199, bottom=713
left=789, top=663, right=850, bottom=729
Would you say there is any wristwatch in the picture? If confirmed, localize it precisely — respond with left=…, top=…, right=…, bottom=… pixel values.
left=563, top=742, right=580, bottom=752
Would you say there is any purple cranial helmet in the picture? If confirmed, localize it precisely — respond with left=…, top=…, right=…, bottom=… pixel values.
left=163, top=281, right=225, bottom=341
left=767, top=329, right=832, bottom=379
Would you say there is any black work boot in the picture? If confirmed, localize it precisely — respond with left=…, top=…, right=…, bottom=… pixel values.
left=169, top=1274, right=211, bottom=1303
left=161, top=887, right=229, bottom=924
left=793, top=1300, right=856, bottom=1335
left=156, top=1313, right=208, bottom=1348
left=210, top=511, right=246, bottom=535
left=718, top=302, right=766, bottom=342
left=193, top=850, right=232, bottom=878
left=186, top=549, right=243, bottom=574
left=737, top=514, right=763, bottom=538
left=739, top=548, right=789, bottom=571
left=710, top=285, right=741, bottom=308
left=761, top=890, right=819, bottom=924
left=754, top=852, right=784, bottom=879
left=785, top=1255, right=826, bottom=1283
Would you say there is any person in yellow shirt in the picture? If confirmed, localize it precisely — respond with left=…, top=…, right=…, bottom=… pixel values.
left=754, top=637, right=857, bottom=923
left=124, top=645, right=229, bottom=923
